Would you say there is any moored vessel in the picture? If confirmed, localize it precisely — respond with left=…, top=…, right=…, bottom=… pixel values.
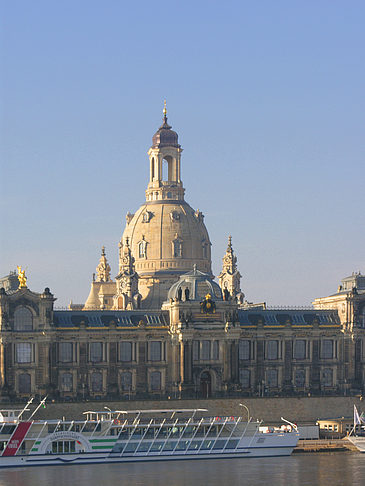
left=0, top=402, right=299, bottom=468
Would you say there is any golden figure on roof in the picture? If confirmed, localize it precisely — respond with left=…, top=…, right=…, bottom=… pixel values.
left=17, top=266, right=27, bottom=288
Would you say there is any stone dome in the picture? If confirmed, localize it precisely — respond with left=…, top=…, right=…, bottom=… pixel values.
left=167, top=266, right=223, bottom=302
left=121, top=200, right=212, bottom=308
left=152, top=116, right=179, bottom=148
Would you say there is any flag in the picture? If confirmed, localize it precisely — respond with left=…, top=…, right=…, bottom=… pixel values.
left=354, top=405, right=361, bottom=425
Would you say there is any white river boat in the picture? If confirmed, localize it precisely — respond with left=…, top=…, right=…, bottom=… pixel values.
left=0, top=404, right=299, bottom=468
left=347, top=405, right=365, bottom=452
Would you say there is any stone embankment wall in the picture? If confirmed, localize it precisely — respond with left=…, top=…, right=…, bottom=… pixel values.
left=12, top=396, right=363, bottom=424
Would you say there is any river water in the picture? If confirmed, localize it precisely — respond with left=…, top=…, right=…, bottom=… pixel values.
left=0, top=453, right=364, bottom=486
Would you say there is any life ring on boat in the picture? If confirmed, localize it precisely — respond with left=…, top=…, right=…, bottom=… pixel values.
left=215, top=417, right=221, bottom=422
left=230, top=416, right=235, bottom=421
left=113, top=419, right=119, bottom=425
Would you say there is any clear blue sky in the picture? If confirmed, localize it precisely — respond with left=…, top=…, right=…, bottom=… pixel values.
left=1, top=1, right=364, bottom=307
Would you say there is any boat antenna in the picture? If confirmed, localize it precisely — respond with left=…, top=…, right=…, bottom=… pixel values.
left=280, top=416, right=298, bottom=431
left=28, top=395, right=48, bottom=421
left=18, top=397, right=34, bottom=420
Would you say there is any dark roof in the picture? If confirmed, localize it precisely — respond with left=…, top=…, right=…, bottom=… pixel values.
left=152, top=116, right=180, bottom=148
left=238, top=309, right=340, bottom=327
left=53, top=310, right=169, bottom=329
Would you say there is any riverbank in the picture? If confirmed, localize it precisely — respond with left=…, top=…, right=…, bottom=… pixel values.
left=10, top=395, right=363, bottom=423
left=294, top=438, right=358, bottom=453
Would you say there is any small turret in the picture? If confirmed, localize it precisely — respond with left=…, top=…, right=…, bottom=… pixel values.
left=218, top=236, right=244, bottom=304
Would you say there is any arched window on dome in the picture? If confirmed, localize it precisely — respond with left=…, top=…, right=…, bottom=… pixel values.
left=202, top=240, right=209, bottom=259
left=172, top=236, right=183, bottom=258
left=138, top=239, right=147, bottom=259
left=14, top=307, right=33, bottom=331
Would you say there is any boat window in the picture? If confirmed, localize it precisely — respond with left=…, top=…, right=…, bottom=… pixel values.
left=161, top=440, right=176, bottom=451
left=227, top=439, right=239, bottom=449
left=200, top=439, right=213, bottom=450
left=188, top=440, right=202, bottom=450
left=150, top=442, right=163, bottom=452
left=213, top=439, right=227, bottom=450
left=175, top=440, right=188, bottom=451
left=124, top=443, right=137, bottom=453
left=1, top=425, right=16, bottom=435
left=182, top=426, right=194, bottom=438
left=51, top=440, right=76, bottom=454
left=136, top=441, right=151, bottom=453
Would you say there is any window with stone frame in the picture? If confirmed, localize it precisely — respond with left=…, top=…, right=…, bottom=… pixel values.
left=59, top=343, right=73, bottom=363
left=149, top=341, right=162, bottom=361
left=193, top=340, right=199, bottom=361
left=15, top=343, right=33, bottom=363
left=321, top=340, right=334, bottom=359
left=150, top=371, right=161, bottom=391
left=18, top=373, right=31, bottom=394
left=239, top=340, right=251, bottom=360
left=266, top=340, right=279, bottom=360
left=138, top=240, right=147, bottom=258
left=61, top=373, right=73, bottom=392
left=293, top=340, right=306, bottom=360
left=172, top=238, right=183, bottom=258
left=294, top=369, right=306, bottom=387
left=267, top=368, right=278, bottom=388
left=14, top=307, right=33, bottom=331
left=90, top=342, right=103, bottom=363
left=121, top=371, right=132, bottom=392
left=239, top=369, right=250, bottom=388
left=212, top=341, right=219, bottom=360
left=120, top=342, right=133, bottom=362
left=201, top=341, right=211, bottom=360
left=91, top=372, right=103, bottom=392
left=322, top=368, right=333, bottom=387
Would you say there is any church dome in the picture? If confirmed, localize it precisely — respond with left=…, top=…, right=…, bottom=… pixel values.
left=167, top=266, right=222, bottom=302
left=152, top=116, right=179, bottom=148
left=121, top=201, right=212, bottom=308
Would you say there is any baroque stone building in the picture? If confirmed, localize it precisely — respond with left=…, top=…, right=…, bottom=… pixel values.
left=1, top=109, right=364, bottom=401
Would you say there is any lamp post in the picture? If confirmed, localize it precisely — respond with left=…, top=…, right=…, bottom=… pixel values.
left=239, top=403, right=250, bottom=422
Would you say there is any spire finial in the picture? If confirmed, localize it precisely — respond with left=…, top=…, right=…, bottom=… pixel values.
left=101, top=246, right=106, bottom=256
left=163, top=99, right=167, bottom=117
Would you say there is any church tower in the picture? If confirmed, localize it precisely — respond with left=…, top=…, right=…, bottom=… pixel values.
left=121, top=104, right=212, bottom=308
left=218, top=236, right=244, bottom=304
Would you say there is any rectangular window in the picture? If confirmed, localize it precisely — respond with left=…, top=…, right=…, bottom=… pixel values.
left=193, top=341, right=199, bottom=361
left=294, top=340, right=306, bottom=360
left=267, top=369, right=278, bottom=387
left=239, top=369, right=250, bottom=388
left=15, top=343, right=32, bottom=363
left=90, top=342, right=103, bottom=363
left=201, top=341, right=211, bottom=360
left=150, top=341, right=162, bottom=361
left=266, top=341, right=278, bottom=360
left=59, top=343, right=73, bottom=363
left=321, top=340, right=333, bottom=359
left=212, top=341, right=219, bottom=360
left=294, top=369, right=305, bottom=387
left=150, top=371, right=161, bottom=391
left=120, top=342, right=132, bottom=362
left=239, top=340, right=250, bottom=360
left=322, top=368, right=333, bottom=386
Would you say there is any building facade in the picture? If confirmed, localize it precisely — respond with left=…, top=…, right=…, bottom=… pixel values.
left=1, top=109, right=364, bottom=401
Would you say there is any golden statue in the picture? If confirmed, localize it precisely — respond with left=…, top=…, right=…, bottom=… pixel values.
left=17, top=266, right=27, bottom=288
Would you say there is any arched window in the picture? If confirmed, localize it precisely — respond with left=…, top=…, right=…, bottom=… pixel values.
left=61, top=373, right=73, bottom=392
left=172, top=238, right=183, bottom=258
left=18, top=373, right=31, bottom=394
left=150, top=371, right=161, bottom=391
left=121, top=371, right=132, bottom=392
left=202, top=242, right=208, bottom=259
left=151, top=157, right=155, bottom=180
left=138, top=239, right=147, bottom=259
left=91, top=372, right=103, bottom=392
left=14, top=307, right=33, bottom=331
